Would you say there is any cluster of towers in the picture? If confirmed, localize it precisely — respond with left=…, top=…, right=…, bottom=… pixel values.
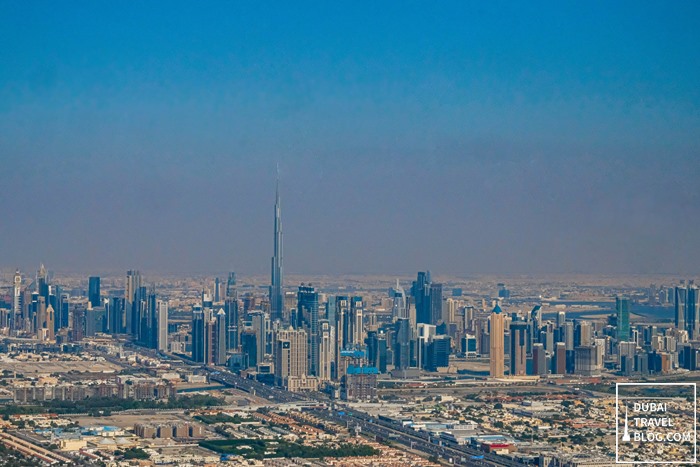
left=2, top=266, right=167, bottom=351
left=3, top=265, right=61, bottom=341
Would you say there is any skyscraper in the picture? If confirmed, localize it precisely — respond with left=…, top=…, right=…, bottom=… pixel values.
left=391, top=280, right=407, bottom=321
left=394, top=317, right=412, bottom=370
left=270, top=176, right=284, bottom=322
left=88, top=276, right=101, bottom=308
left=157, top=299, right=168, bottom=352
left=192, top=305, right=206, bottom=363
left=12, top=269, right=22, bottom=332
left=510, top=320, right=528, bottom=376
left=274, top=328, right=307, bottom=387
left=215, top=309, right=227, bottom=365
left=318, top=320, right=333, bottom=382
left=125, top=270, right=142, bottom=337
left=412, top=271, right=431, bottom=325
left=489, top=304, right=505, bottom=378
left=533, top=343, right=547, bottom=375
left=296, top=285, right=319, bottom=376
left=225, top=272, right=239, bottom=350
left=349, top=296, right=364, bottom=347
left=687, top=284, right=699, bottom=339
left=429, top=283, right=443, bottom=325
left=675, top=285, right=687, bottom=332
left=616, top=296, right=630, bottom=342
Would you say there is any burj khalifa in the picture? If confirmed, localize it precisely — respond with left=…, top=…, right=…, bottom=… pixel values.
left=270, top=175, right=284, bottom=322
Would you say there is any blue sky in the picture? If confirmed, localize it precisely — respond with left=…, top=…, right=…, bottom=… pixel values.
left=1, top=2, right=699, bottom=275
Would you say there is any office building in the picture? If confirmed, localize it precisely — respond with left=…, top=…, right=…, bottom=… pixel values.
left=489, top=304, right=505, bottom=378
left=510, top=320, right=528, bottom=376
left=12, top=270, right=22, bottom=332
left=394, top=318, right=412, bottom=370
left=125, top=270, right=142, bottom=337
left=157, top=300, right=168, bottom=352
left=296, top=284, right=319, bottom=376
left=318, top=320, right=333, bottom=382
left=88, top=276, right=101, bottom=308
left=554, top=342, right=566, bottom=374
left=616, top=296, right=630, bottom=342
left=191, top=306, right=206, bottom=363
left=430, top=283, right=443, bottom=325
left=215, top=309, right=227, bottom=365
left=412, top=271, right=431, bottom=325
left=225, top=272, right=239, bottom=350
left=349, top=296, right=364, bottom=347
left=532, top=343, right=547, bottom=376
left=274, top=328, right=307, bottom=388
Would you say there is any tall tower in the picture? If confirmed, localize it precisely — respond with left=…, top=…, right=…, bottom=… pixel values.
left=88, top=276, right=101, bottom=308
left=157, top=299, right=168, bottom=352
left=12, top=270, right=21, bottom=332
left=125, top=270, right=142, bottom=336
left=215, top=309, right=227, bottom=365
left=270, top=173, right=284, bottom=322
left=510, top=319, right=528, bottom=376
left=489, top=304, right=505, bottom=378
left=225, top=272, right=239, bottom=351
left=297, top=285, right=319, bottom=376
left=391, top=280, right=407, bottom=320
left=616, top=296, right=631, bottom=342
left=45, top=304, right=55, bottom=341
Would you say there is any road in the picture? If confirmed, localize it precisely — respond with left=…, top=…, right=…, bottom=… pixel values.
left=207, top=368, right=522, bottom=466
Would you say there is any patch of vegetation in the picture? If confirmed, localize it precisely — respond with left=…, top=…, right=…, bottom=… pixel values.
left=200, top=439, right=379, bottom=460
left=122, top=447, right=150, bottom=459
left=194, top=413, right=255, bottom=424
left=0, top=394, right=225, bottom=417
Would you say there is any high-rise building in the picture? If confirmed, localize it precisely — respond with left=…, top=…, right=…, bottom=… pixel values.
left=394, top=318, right=412, bottom=370
left=554, top=342, right=567, bottom=374
left=88, top=276, right=101, bottom=308
left=225, top=272, right=239, bottom=350
left=35, top=296, right=46, bottom=340
left=240, top=330, right=258, bottom=368
left=157, top=300, right=168, bottom=352
left=249, top=311, right=268, bottom=363
left=412, top=271, right=431, bottom=325
left=125, top=270, right=142, bottom=337
left=318, top=320, right=333, bottom=382
left=489, top=304, right=505, bottom=378
left=108, top=297, right=124, bottom=335
left=430, top=283, right=443, bottom=325
left=532, top=343, right=547, bottom=375
left=687, top=285, right=699, bottom=339
left=296, top=285, right=319, bottom=376
left=12, top=270, right=22, bottom=332
left=45, top=304, right=55, bottom=341
left=616, top=297, right=630, bottom=342
left=191, top=306, right=206, bottom=363
left=215, top=309, right=227, bottom=365
left=426, top=335, right=451, bottom=371
left=510, top=320, right=528, bottom=376
left=270, top=177, right=284, bottom=322
left=675, top=285, right=687, bottom=332
left=335, top=296, right=349, bottom=351
left=349, top=296, right=364, bottom=347
left=391, top=280, right=407, bottom=320
left=274, top=328, right=307, bottom=387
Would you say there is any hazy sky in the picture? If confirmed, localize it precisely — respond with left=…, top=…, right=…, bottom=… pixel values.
left=1, top=2, right=699, bottom=276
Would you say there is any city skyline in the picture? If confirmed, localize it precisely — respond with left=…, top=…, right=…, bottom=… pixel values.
left=2, top=3, right=699, bottom=275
